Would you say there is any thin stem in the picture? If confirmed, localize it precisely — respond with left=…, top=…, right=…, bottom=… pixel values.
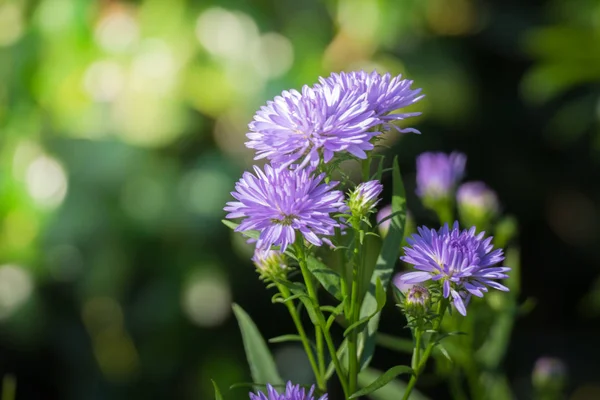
left=347, top=266, right=360, bottom=395
left=277, top=283, right=325, bottom=390
left=402, top=299, right=449, bottom=400
left=322, top=326, right=350, bottom=397
left=296, top=244, right=327, bottom=381
left=412, top=328, right=422, bottom=369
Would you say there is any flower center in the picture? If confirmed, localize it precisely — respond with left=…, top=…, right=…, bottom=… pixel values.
left=271, top=214, right=298, bottom=226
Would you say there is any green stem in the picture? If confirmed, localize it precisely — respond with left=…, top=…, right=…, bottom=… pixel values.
left=277, top=284, right=325, bottom=390
left=412, top=328, right=422, bottom=369
left=347, top=266, right=360, bottom=395
left=402, top=300, right=449, bottom=400
left=295, top=242, right=349, bottom=396
left=296, top=244, right=327, bottom=381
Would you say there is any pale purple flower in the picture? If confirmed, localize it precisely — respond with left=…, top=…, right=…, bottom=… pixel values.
left=376, top=204, right=393, bottom=237
left=224, top=164, right=345, bottom=252
left=532, top=357, right=567, bottom=388
left=246, top=83, right=379, bottom=169
left=416, top=152, right=466, bottom=199
left=317, top=70, right=424, bottom=131
left=457, top=181, right=499, bottom=215
left=250, top=382, right=327, bottom=400
left=348, top=180, right=383, bottom=217
left=392, top=271, right=414, bottom=294
left=399, top=222, right=510, bottom=316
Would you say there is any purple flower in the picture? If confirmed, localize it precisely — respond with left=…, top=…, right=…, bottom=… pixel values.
left=224, top=164, right=346, bottom=252
left=317, top=70, right=424, bottom=131
left=457, top=181, right=499, bottom=215
left=250, top=382, right=327, bottom=400
left=348, top=180, right=383, bottom=217
left=376, top=204, right=393, bottom=237
left=399, top=222, right=510, bottom=316
left=246, top=83, right=379, bottom=169
left=392, top=271, right=415, bottom=294
left=416, top=152, right=466, bottom=199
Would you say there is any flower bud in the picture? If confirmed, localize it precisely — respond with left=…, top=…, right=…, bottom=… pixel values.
left=348, top=180, right=383, bottom=219
left=457, top=181, right=499, bottom=229
left=416, top=152, right=466, bottom=201
left=404, top=285, right=431, bottom=316
left=532, top=357, right=567, bottom=393
left=252, top=248, right=287, bottom=281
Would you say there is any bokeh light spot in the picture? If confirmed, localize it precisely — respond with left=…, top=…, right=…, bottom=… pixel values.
left=0, top=264, right=34, bottom=320
left=25, top=154, right=68, bottom=209
left=95, top=6, right=139, bottom=54
left=0, top=3, right=24, bottom=47
left=83, top=60, right=126, bottom=102
left=181, top=272, right=231, bottom=328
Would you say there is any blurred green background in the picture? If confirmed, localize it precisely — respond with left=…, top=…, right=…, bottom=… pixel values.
left=1, top=0, right=600, bottom=398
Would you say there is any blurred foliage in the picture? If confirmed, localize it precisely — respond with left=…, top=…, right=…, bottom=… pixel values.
left=1, top=0, right=600, bottom=399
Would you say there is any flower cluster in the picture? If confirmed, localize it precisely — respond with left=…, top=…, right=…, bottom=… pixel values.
left=250, top=382, right=327, bottom=400
left=226, top=70, right=423, bottom=254
left=399, top=222, right=510, bottom=316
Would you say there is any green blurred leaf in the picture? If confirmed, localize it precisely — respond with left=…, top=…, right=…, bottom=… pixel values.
left=375, top=333, right=414, bottom=354
left=350, top=365, right=413, bottom=398
left=357, top=367, right=429, bottom=400
left=1, top=375, right=16, bottom=400
left=222, top=220, right=260, bottom=240
left=268, top=334, right=303, bottom=344
left=232, top=304, right=283, bottom=390
left=212, top=380, right=224, bottom=400
left=359, top=156, right=406, bottom=370
left=343, top=278, right=386, bottom=337
left=306, top=256, right=343, bottom=300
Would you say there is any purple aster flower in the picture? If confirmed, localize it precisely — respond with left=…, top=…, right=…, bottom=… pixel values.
left=224, top=164, right=345, bottom=252
left=376, top=204, right=393, bottom=237
left=250, top=382, right=327, bottom=400
left=317, top=70, right=424, bottom=131
left=416, top=152, right=466, bottom=199
left=392, top=271, right=415, bottom=294
left=246, top=83, right=379, bottom=169
left=399, top=222, right=510, bottom=316
left=348, top=180, right=383, bottom=218
left=457, top=181, right=500, bottom=215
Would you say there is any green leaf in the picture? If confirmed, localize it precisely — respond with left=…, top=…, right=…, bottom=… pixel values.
left=375, top=333, right=414, bottom=354
left=2, top=375, right=16, bottom=400
left=221, top=220, right=260, bottom=239
left=350, top=366, right=414, bottom=398
left=343, top=278, right=386, bottom=337
left=298, top=295, right=321, bottom=326
left=212, top=380, right=224, bottom=400
left=232, top=304, right=283, bottom=390
left=268, top=334, right=303, bottom=344
left=306, top=256, right=343, bottom=300
left=357, top=368, right=429, bottom=400
left=359, top=156, right=407, bottom=370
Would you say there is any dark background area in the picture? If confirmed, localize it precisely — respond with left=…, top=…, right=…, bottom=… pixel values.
left=1, top=0, right=600, bottom=398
